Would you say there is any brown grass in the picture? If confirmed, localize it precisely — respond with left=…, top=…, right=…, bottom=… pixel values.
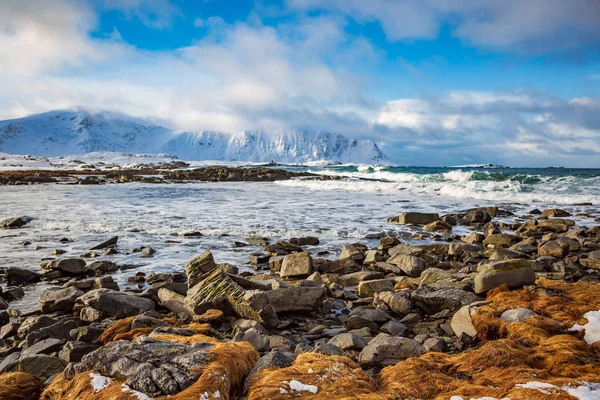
left=0, top=372, right=43, bottom=400
left=99, top=318, right=217, bottom=344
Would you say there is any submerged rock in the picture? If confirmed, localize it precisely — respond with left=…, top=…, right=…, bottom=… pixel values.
left=387, top=212, right=440, bottom=225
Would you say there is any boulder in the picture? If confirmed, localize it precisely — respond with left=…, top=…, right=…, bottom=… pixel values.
left=0, top=216, right=29, bottom=228
left=541, top=208, right=571, bottom=217
left=289, top=237, right=319, bottom=246
left=235, top=328, right=269, bottom=352
left=328, top=332, right=368, bottom=351
left=581, top=250, right=600, bottom=270
left=537, top=219, right=575, bottom=233
left=340, top=244, right=365, bottom=261
left=451, top=302, right=488, bottom=339
left=319, top=258, right=362, bottom=274
left=280, top=252, right=313, bottom=279
left=17, top=316, right=57, bottom=339
left=358, top=333, right=425, bottom=366
left=89, top=236, right=118, bottom=250
left=75, top=289, right=155, bottom=318
left=88, top=261, right=118, bottom=274
left=483, top=233, right=517, bottom=247
left=185, top=250, right=216, bottom=288
left=42, top=259, right=87, bottom=275
left=538, top=240, right=568, bottom=258
left=501, top=308, right=537, bottom=322
left=248, top=350, right=297, bottom=377
left=387, top=212, right=440, bottom=225
left=39, top=286, right=84, bottom=314
left=338, top=271, right=384, bottom=287
left=380, top=320, right=408, bottom=336
left=59, top=341, right=100, bottom=363
left=22, top=338, right=65, bottom=356
left=23, top=319, right=80, bottom=347
left=373, top=291, right=412, bottom=316
left=412, top=287, right=479, bottom=313
left=157, top=288, right=189, bottom=317
left=474, top=259, right=536, bottom=294
left=16, top=355, right=64, bottom=380
left=387, top=254, right=428, bottom=278
left=268, top=256, right=285, bottom=272
left=448, top=242, right=482, bottom=256
left=68, top=336, right=219, bottom=396
left=266, top=286, right=326, bottom=313
left=5, top=267, right=41, bottom=285
left=363, top=249, right=383, bottom=267
left=423, top=220, right=452, bottom=233
left=357, top=279, right=394, bottom=297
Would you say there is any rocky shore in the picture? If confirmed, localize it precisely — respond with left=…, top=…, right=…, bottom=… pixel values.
left=0, top=166, right=336, bottom=185
left=1, top=206, right=600, bottom=399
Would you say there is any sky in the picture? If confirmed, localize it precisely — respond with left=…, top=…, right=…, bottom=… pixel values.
left=1, top=0, right=600, bottom=166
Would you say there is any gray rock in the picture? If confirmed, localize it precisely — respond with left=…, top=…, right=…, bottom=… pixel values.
left=0, top=322, right=19, bottom=339
left=0, top=298, right=7, bottom=310
left=500, top=308, right=537, bottom=322
left=387, top=254, right=429, bottom=278
left=1, top=286, right=25, bottom=301
left=380, top=320, right=408, bottom=336
left=80, top=307, right=103, bottom=322
left=328, top=332, right=367, bottom=351
left=474, top=259, right=536, bottom=294
left=266, top=286, right=326, bottom=313
left=72, top=336, right=215, bottom=396
left=88, top=261, right=119, bottom=274
left=373, top=291, right=412, bottom=316
left=24, top=319, right=80, bottom=347
left=17, top=316, right=57, bottom=339
left=314, top=342, right=344, bottom=356
left=59, top=341, right=100, bottom=363
left=248, top=350, right=296, bottom=378
left=450, top=302, right=488, bottom=339
left=22, top=338, right=65, bottom=356
left=39, top=286, right=84, bottom=314
left=17, top=354, right=65, bottom=380
left=412, top=287, right=480, bottom=313
left=0, top=352, right=20, bottom=372
left=76, top=288, right=155, bottom=318
left=236, top=327, right=269, bottom=352
left=349, top=307, right=392, bottom=324
left=158, top=288, right=189, bottom=317
left=423, top=337, right=445, bottom=352
left=131, top=315, right=169, bottom=330
left=358, top=333, right=425, bottom=366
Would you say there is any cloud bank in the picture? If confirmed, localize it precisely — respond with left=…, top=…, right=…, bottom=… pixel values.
left=0, top=0, right=598, bottom=166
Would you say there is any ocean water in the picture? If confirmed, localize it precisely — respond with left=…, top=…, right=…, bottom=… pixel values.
left=1, top=165, right=599, bottom=311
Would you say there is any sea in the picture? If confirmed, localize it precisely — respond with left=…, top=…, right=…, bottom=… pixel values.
left=1, top=163, right=599, bottom=311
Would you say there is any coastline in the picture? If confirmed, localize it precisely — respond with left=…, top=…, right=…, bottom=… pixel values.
left=1, top=192, right=600, bottom=398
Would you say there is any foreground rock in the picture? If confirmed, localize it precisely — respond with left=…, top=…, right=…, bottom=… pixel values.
left=74, top=289, right=155, bottom=319
left=474, top=259, right=536, bottom=294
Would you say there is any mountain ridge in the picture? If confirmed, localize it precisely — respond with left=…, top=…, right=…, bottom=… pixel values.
left=0, top=109, right=389, bottom=164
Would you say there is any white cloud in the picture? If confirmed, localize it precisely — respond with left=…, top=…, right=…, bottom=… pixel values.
left=287, top=0, right=600, bottom=52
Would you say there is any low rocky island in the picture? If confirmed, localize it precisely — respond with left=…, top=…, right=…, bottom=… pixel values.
left=1, top=206, right=600, bottom=399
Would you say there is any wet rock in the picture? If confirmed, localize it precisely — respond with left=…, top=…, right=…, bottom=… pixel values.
left=581, top=250, right=600, bottom=270
left=448, top=242, right=483, bottom=256
left=387, top=212, right=440, bottom=225
left=474, top=259, right=536, bottom=294
left=463, top=209, right=492, bottom=224
left=358, top=333, right=425, bottom=367
left=269, top=256, right=285, bottom=272
left=412, top=287, right=479, bottom=313
left=17, top=355, right=65, bottom=380
left=542, top=208, right=571, bottom=217
left=41, top=258, right=88, bottom=275
left=75, top=289, right=155, bottom=319
left=88, top=261, right=118, bottom=274
left=0, top=323, right=19, bottom=339
left=387, top=254, right=428, bottom=278
left=483, top=233, right=517, bottom=247
left=373, top=291, right=412, bottom=316
left=0, top=216, right=29, bottom=229
left=249, top=253, right=271, bottom=265
left=328, top=332, right=368, bottom=351
left=340, top=244, right=365, bottom=261
left=289, top=237, right=319, bottom=246
left=39, top=286, right=84, bottom=314
left=59, top=341, right=100, bottom=363
left=1, top=286, right=25, bottom=301
left=280, top=252, right=313, bottom=279
left=5, top=267, right=41, bottom=285
left=423, top=220, right=453, bottom=233
left=363, top=249, right=384, bottom=267
left=65, top=276, right=119, bottom=292
left=357, top=279, right=394, bottom=297
left=537, top=218, right=575, bottom=233
left=89, top=236, right=118, bottom=250
left=0, top=298, right=7, bottom=310
left=185, top=251, right=216, bottom=288
left=538, top=240, right=568, bottom=258
left=245, top=236, right=270, bottom=246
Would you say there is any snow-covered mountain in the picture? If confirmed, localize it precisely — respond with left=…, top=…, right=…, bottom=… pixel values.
left=0, top=109, right=388, bottom=164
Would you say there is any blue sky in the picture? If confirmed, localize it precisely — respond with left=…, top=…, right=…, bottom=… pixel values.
left=1, top=0, right=600, bottom=166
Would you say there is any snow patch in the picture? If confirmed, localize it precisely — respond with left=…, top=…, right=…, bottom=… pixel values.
left=570, top=311, right=600, bottom=344
left=89, top=373, right=111, bottom=393
left=288, top=379, right=318, bottom=393
left=121, top=384, right=152, bottom=399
